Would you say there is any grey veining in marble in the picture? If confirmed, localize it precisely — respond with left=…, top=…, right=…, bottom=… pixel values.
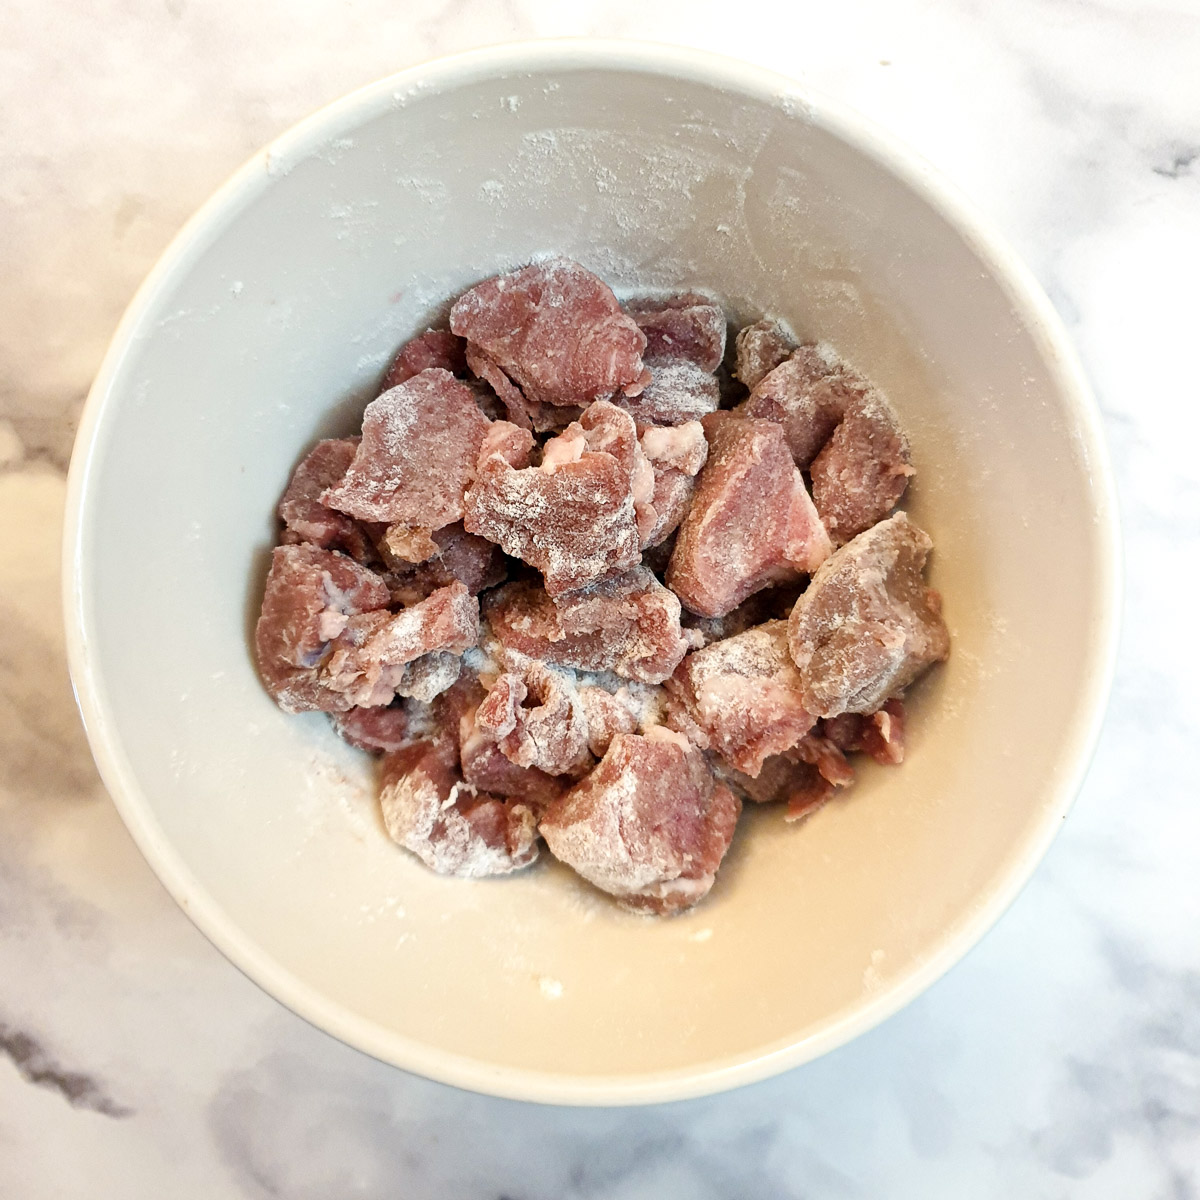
left=2, top=1, right=1198, bottom=1196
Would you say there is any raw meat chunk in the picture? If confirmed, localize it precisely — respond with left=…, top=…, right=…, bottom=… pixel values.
left=393, top=651, right=462, bottom=702
left=625, top=293, right=726, bottom=372
left=467, top=343, right=586, bottom=433
left=329, top=704, right=409, bottom=754
left=322, top=369, right=491, bottom=545
left=666, top=415, right=831, bottom=618
left=667, top=619, right=815, bottom=776
left=449, top=258, right=650, bottom=408
left=734, top=318, right=796, bottom=390
left=539, top=733, right=741, bottom=914
left=477, top=420, right=536, bottom=470
left=793, top=731, right=856, bottom=788
left=475, top=665, right=592, bottom=777
left=615, top=358, right=720, bottom=427
left=455, top=678, right=568, bottom=809
left=712, top=752, right=829, bottom=808
left=740, top=345, right=862, bottom=465
left=380, top=329, right=467, bottom=391
left=787, top=513, right=949, bottom=716
left=641, top=468, right=694, bottom=549
left=639, top=421, right=709, bottom=477
left=741, top=345, right=913, bottom=542
left=381, top=522, right=506, bottom=605
left=277, top=439, right=380, bottom=564
left=379, top=736, right=539, bottom=877
left=577, top=685, right=643, bottom=757
left=860, top=698, right=906, bottom=764
left=820, top=699, right=906, bottom=765
left=810, top=401, right=915, bottom=544
left=466, top=343, right=534, bottom=430
left=321, top=582, right=479, bottom=708
left=463, top=402, right=644, bottom=595
left=484, top=567, right=689, bottom=685
left=712, top=730, right=856, bottom=820
left=255, top=544, right=391, bottom=713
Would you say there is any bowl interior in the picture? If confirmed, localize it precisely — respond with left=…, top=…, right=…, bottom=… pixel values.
left=68, top=46, right=1116, bottom=1102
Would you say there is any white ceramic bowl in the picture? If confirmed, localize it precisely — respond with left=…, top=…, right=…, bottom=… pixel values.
left=64, top=41, right=1120, bottom=1105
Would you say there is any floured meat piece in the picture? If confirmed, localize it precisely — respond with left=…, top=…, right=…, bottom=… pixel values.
left=632, top=419, right=706, bottom=549
left=380, top=736, right=539, bottom=877
left=475, top=664, right=592, bottom=777
left=444, top=672, right=566, bottom=808
left=484, top=567, right=688, bottom=685
left=625, top=293, right=726, bottom=372
left=639, top=421, right=709, bottom=477
left=381, top=522, right=506, bottom=605
left=642, top=469, right=694, bottom=550
left=615, top=359, right=721, bottom=427
left=667, top=619, right=816, bottom=776
left=740, top=345, right=862, bottom=466
left=466, top=343, right=585, bottom=433
left=329, top=704, right=409, bottom=754
left=788, top=512, right=949, bottom=716
left=450, top=258, right=650, bottom=409
left=741, top=344, right=913, bottom=543
left=810, top=400, right=915, bottom=544
left=477, top=420, right=536, bottom=470
left=666, top=415, right=831, bottom=618
left=540, top=733, right=741, bottom=914
left=793, top=730, right=856, bottom=789
left=577, top=685, right=644, bottom=757
left=712, top=751, right=831, bottom=812
left=393, top=651, right=462, bottom=701
left=380, top=329, right=467, bottom=391
left=821, top=698, right=907, bottom=766
left=463, top=402, right=644, bottom=595
left=255, top=544, right=391, bottom=713
left=277, top=439, right=380, bottom=564
left=712, top=729, right=855, bottom=820
left=734, top=318, right=797, bottom=390
left=861, top=698, right=906, bottom=764
left=321, top=370, right=491, bottom=556
left=321, top=582, right=479, bottom=708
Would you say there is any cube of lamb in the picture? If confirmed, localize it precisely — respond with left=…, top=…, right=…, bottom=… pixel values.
left=449, top=257, right=650, bottom=409
left=277, top=438, right=381, bottom=564
left=380, top=329, right=467, bottom=391
left=380, top=521, right=507, bottom=605
left=463, top=402, right=646, bottom=595
left=741, top=345, right=913, bottom=543
left=539, top=732, right=741, bottom=914
left=320, top=581, right=479, bottom=708
left=734, top=318, right=797, bottom=390
left=329, top=704, right=410, bottom=754
left=625, top=293, right=727, bottom=372
left=474, top=663, right=592, bottom=777
left=666, top=619, right=816, bottom=776
left=484, top=566, right=689, bottom=685
left=820, top=699, right=907, bottom=766
left=321, top=368, right=492, bottom=558
left=666, top=414, right=831, bottom=618
left=254, top=543, right=391, bottom=714
left=614, top=359, right=720, bottom=427
left=379, top=735, right=539, bottom=877
left=787, top=513, right=950, bottom=716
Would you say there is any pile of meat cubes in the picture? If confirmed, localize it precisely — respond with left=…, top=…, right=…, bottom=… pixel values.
left=255, top=258, right=949, bottom=914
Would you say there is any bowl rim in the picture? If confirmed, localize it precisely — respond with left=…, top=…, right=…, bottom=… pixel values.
left=62, top=37, right=1123, bottom=1107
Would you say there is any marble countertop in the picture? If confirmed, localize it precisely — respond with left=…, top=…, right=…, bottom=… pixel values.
left=3, top=1, right=1198, bottom=1195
